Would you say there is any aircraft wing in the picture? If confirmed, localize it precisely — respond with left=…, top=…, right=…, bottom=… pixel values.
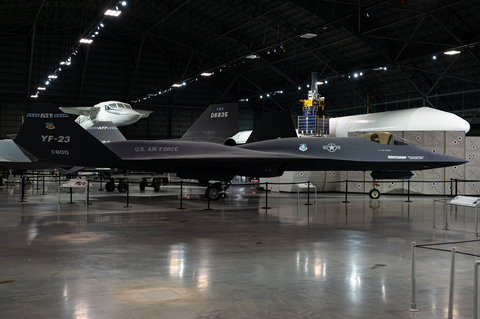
left=59, top=107, right=92, bottom=115
left=136, top=109, right=154, bottom=118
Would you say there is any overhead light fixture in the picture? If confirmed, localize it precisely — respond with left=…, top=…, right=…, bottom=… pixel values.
left=30, top=94, right=38, bottom=98
left=433, top=55, right=437, bottom=60
left=80, top=38, right=93, bottom=44
left=317, top=82, right=324, bottom=85
left=444, top=50, right=461, bottom=55
left=171, top=84, right=182, bottom=87
left=121, top=1, right=127, bottom=5
left=45, top=81, right=50, bottom=85
left=105, top=9, right=121, bottom=16
left=100, top=23, right=105, bottom=27
left=300, top=33, right=317, bottom=39
left=201, top=72, right=212, bottom=76
left=48, top=75, right=57, bottom=79
left=38, top=87, right=46, bottom=90
left=246, top=54, right=259, bottom=59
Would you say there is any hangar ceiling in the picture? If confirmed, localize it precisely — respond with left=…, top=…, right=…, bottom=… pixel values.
left=1, top=0, right=480, bottom=137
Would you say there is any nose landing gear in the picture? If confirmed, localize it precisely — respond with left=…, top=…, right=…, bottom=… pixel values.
left=369, top=182, right=381, bottom=199
left=205, top=182, right=231, bottom=201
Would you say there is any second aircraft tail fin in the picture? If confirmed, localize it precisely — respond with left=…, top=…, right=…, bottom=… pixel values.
left=246, top=111, right=297, bottom=143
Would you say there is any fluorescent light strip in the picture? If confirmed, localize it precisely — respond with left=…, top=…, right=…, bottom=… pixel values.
left=444, top=50, right=461, bottom=55
left=105, top=9, right=121, bottom=16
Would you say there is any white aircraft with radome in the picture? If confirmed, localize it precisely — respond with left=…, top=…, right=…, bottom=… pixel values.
left=0, top=101, right=152, bottom=171
left=229, top=107, right=470, bottom=144
left=60, top=101, right=152, bottom=129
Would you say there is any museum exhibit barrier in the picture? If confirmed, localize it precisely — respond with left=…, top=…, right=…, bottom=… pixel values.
left=171, top=180, right=316, bottom=210
left=410, top=240, right=480, bottom=318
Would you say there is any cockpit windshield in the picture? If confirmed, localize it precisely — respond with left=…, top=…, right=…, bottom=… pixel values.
left=357, top=132, right=411, bottom=145
left=357, top=132, right=393, bottom=145
left=105, top=102, right=133, bottom=110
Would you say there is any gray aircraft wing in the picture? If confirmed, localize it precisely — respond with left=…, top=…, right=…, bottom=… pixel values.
left=59, top=107, right=92, bottom=115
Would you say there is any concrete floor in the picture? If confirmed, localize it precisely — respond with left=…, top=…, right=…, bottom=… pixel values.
left=1, top=179, right=480, bottom=318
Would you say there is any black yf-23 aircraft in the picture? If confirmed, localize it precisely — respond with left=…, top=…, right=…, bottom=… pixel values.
left=14, top=104, right=466, bottom=200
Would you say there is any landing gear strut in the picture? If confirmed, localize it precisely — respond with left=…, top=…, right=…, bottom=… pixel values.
left=205, top=182, right=230, bottom=201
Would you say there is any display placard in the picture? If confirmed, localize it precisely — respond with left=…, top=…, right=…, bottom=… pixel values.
left=447, top=196, right=480, bottom=207
left=61, top=179, right=88, bottom=188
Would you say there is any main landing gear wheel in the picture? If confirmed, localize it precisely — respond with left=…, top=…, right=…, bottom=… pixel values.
left=117, top=182, right=128, bottom=193
left=205, top=184, right=222, bottom=201
left=369, top=188, right=381, bottom=199
left=105, top=182, right=115, bottom=192
left=139, top=181, right=147, bottom=191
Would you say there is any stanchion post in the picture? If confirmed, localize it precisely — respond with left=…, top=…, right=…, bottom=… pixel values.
left=204, top=196, right=213, bottom=211
left=124, top=181, right=131, bottom=208
left=476, top=206, right=479, bottom=237
left=98, top=176, right=104, bottom=191
left=444, top=203, right=449, bottom=230
left=262, top=182, right=271, bottom=209
left=342, top=180, right=349, bottom=203
left=177, top=180, right=185, bottom=209
left=432, top=199, right=436, bottom=229
left=450, top=178, right=453, bottom=197
left=455, top=179, right=458, bottom=196
left=305, top=181, right=312, bottom=206
left=409, top=241, right=419, bottom=312
left=86, top=181, right=91, bottom=205
left=448, top=247, right=457, bottom=319
left=475, top=260, right=480, bottom=319
left=18, top=176, right=27, bottom=202
left=41, top=175, right=46, bottom=195
left=405, top=180, right=412, bottom=203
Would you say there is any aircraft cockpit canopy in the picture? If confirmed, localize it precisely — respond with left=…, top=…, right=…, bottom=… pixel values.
left=357, top=132, right=411, bottom=145
left=105, top=102, right=133, bottom=110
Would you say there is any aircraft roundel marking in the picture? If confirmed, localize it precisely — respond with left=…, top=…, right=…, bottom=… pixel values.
left=323, top=143, right=341, bottom=152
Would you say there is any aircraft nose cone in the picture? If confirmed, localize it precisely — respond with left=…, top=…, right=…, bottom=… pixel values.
left=409, top=108, right=470, bottom=133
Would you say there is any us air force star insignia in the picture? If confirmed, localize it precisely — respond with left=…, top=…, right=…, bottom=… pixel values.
left=323, top=143, right=341, bottom=152
left=299, top=143, right=308, bottom=152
